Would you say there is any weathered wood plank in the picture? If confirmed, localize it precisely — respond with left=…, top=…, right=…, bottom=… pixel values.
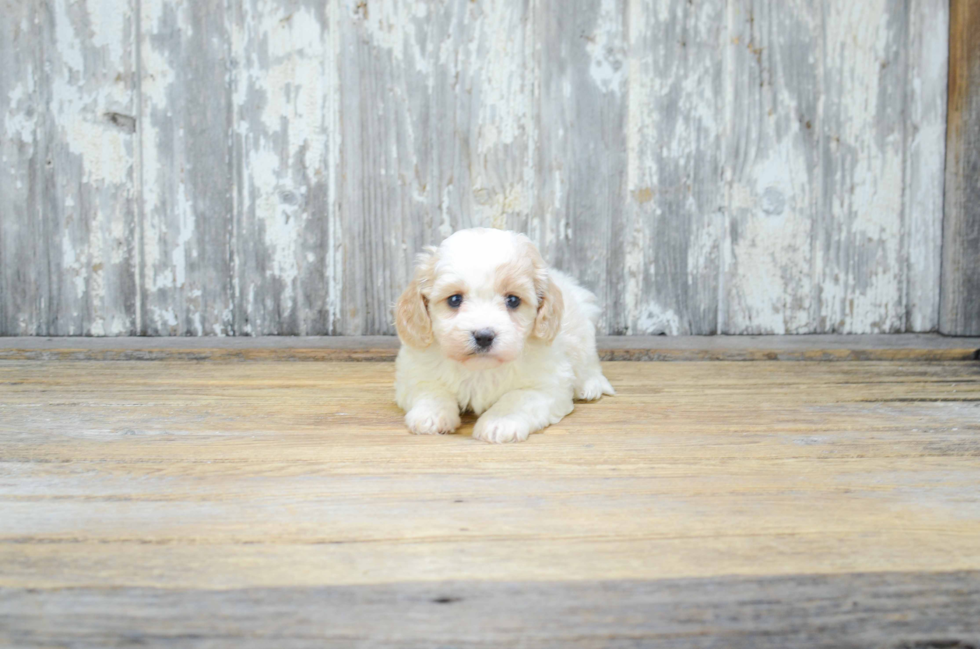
left=815, top=0, right=909, bottom=333
left=2, top=572, right=978, bottom=648
left=624, top=0, right=726, bottom=335
left=232, top=0, right=341, bottom=335
left=336, top=0, right=533, bottom=335
left=336, top=0, right=424, bottom=335
left=0, top=334, right=978, bottom=362
left=139, top=0, right=236, bottom=335
left=905, top=0, right=948, bottom=332
left=722, top=1, right=820, bottom=334
left=725, top=1, right=921, bottom=335
left=38, top=0, right=139, bottom=335
left=0, top=2, right=41, bottom=335
left=941, top=0, right=980, bottom=336
left=532, top=0, right=626, bottom=334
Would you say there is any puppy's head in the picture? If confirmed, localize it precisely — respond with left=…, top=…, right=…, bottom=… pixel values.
left=395, top=228, right=563, bottom=368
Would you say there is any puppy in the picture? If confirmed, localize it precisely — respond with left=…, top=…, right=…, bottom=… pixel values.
left=394, top=228, right=614, bottom=443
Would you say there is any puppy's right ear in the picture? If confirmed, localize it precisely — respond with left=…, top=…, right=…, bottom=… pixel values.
left=395, top=249, right=438, bottom=348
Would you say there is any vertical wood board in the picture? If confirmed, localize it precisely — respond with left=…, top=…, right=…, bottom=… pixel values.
left=233, top=0, right=341, bottom=335
left=722, top=0, right=821, bottom=334
left=0, top=2, right=41, bottom=335
left=139, top=0, right=235, bottom=335
left=624, top=0, right=726, bottom=335
left=941, top=0, right=980, bottom=335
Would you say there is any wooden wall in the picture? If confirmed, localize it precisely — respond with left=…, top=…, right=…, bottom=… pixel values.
left=0, top=0, right=951, bottom=336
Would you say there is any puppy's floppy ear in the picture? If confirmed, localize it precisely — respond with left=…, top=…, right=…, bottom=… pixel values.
left=533, top=273, right=564, bottom=341
left=395, top=248, right=438, bottom=348
left=521, top=236, right=563, bottom=342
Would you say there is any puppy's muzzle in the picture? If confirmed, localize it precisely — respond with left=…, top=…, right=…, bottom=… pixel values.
left=472, top=329, right=496, bottom=351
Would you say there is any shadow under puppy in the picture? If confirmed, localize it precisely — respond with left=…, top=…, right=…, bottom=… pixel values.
left=394, top=228, right=614, bottom=443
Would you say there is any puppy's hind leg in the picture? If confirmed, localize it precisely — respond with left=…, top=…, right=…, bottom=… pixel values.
left=574, top=357, right=615, bottom=401
left=568, top=324, right=614, bottom=401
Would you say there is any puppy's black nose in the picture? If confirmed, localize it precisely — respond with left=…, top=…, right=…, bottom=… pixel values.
left=473, top=329, right=495, bottom=349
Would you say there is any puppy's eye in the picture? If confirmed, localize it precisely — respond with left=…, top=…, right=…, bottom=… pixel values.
left=447, top=294, right=463, bottom=308
left=506, top=295, right=521, bottom=309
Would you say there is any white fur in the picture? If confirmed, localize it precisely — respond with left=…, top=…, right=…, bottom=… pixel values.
left=395, top=228, right=614, bottom=443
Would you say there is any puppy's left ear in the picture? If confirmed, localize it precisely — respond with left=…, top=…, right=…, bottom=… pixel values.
left=395, top=249, right=438, bottom=348
left=533, top=272, right=564, bottom=342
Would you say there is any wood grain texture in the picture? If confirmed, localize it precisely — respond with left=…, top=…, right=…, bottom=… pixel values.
left=1, top=334, right=979, bottom=362
left=233, top=0, right=341, bottom=336
left=625, top=0, right=725, bottom=335
left=816, top=0, right=909, bottom=334
left=0, top=1, right=41, bottom=335
left=2, top=360, right=980, bottom=588
left=723, top=0, right=820, bottom=334
left=3, top=0, right=140, bottom=335
left=48, top=0, right=140, bottom=336
left=0, top=359, right=979, bottom=644
left=906, top=0, right=949, bottom=333
left=0, top=0, right=953, bottom=336
left=942, top=0, right=980, bottom=336
left=139, top=0, right=236, bottom=335
left=2, top=573, right=978, bottom=648
left=534, top=0, right=626, bottom=334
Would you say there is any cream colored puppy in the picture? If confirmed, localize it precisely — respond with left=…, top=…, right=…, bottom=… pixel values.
left=394, top=228, right=614, bottom=443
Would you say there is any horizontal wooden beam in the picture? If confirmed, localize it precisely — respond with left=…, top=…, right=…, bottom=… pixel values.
left=1, top=334, right=978, bottom=362
left=2, top=573, right=978, bottom=648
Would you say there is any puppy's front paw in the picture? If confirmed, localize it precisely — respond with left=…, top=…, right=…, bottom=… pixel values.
left=575, top=375, right=615, bottom=401
left=473, top=416, right=532, bottom=444
left=405, top=405, right=461, bottom=435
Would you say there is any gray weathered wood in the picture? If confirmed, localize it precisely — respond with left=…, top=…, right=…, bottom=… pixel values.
left=337, top=0, right=535, bottom=335
left=1, top=573, right=978, bottom=648
left=906, top=0, right=949, bottom=332
left=233, top=0, right=341, bottom=335
left=0, top=0, right=955, bottom=336
left=43, top=0, right=140, bottom=336
left=139, top=0, right=236, bottom=335
left=815, top=1, right=910, bottom=333
left=1, top=0, right=139, bottom=335
left=625, top=0, right=725, bottom=335
left=723, top=0, right=821, bottom=334
left=534, top=0, right=627, bottom=334
left=941, top=0, right=980, bottom=336
left=0, top=1, right=41, bottom=335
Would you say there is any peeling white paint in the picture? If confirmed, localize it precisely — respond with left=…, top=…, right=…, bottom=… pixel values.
left=904, top=0, right=948, bottom=332
left=727, top=130, right=814, bottom=334
left=86, top=0, right=126, bottom=65
left=817, top=0, right=905, bottom=333
left=51, top=0, right=131, bottom=187
left=324, top=0, right=343, bottom=332
left=636, top=304, right=681, bottom=336
left=3, top=77, right=36, bottom=144
left=586, top=0, right=625, bottom=95
left=472, top=1, right=528, bottom=149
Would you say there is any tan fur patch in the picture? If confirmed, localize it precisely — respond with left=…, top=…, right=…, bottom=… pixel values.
left=394, top=250, right=438, bottom=348
left=493, top=258, right=536, bottom=303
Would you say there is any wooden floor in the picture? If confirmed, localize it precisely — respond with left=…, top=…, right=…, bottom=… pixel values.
left=1, top=353, right=980, bottom=647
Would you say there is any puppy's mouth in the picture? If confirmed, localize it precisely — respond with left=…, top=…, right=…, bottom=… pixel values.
left=462, top=355, right=506, bottom=369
